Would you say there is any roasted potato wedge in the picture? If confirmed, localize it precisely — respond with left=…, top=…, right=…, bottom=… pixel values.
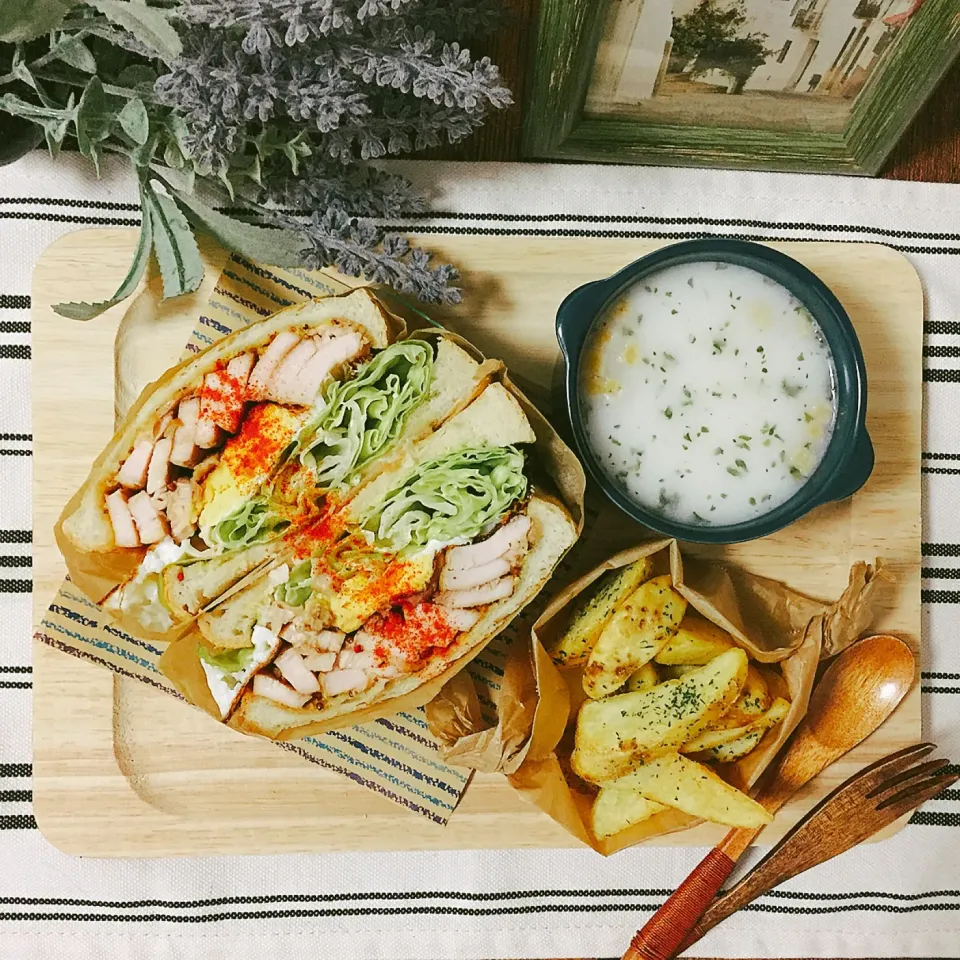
left=601, top=752, right=773, bottom=828
left=654, top=615, right=736, bottom=665
left=591, top=789, right=667, bottom=839
left=695, top=730, right=764, bottom=763
left=625, top=661, right=660, bottom=693
left=583, top=575, right=686, bottom=699
left=718, top=664, right=772, bottom=726
left=682, top=696, right=790, bottom=753
left=756, top=664, right=791, bottom=703
left=572, top=648, right=748, bottom=783
left=658, top=663, right=700, bottom=680
left=549, top=558, right=654, bottom=668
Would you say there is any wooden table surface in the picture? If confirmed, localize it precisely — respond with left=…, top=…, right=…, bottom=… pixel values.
left=434, top=6, right=957, bottom=960
left=434, top=0, right=960, bottom=183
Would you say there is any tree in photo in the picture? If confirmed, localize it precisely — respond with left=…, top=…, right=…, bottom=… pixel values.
left=669, top=0, right=770, bottom=93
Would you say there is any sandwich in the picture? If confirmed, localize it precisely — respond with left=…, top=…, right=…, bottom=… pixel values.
left=57, top=289, right=489, bottom=639
left=162, top=379, right=577, bottom=738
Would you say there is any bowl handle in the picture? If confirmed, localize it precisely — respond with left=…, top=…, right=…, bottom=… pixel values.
left=555, top=279, right=615, bottom=362
left=820, top=430, right=875, bottom=504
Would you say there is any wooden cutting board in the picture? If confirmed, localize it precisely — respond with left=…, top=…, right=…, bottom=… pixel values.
left=32, top=228, right=923, bottom=857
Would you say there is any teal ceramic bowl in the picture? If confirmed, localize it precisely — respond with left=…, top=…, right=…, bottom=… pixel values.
left=556, top=238, right=873, bottom=544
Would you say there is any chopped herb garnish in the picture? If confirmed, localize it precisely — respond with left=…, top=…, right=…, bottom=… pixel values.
left=797, top=353, right=805, bottom=361
left=735, top=458, right=747, bottom=470
left=757, top=345, right=764, bottom=353
left=687, top=277, right=694, bottom=287
left=749, top=497, right=756, bottom=505
left=664, top=407, right=673, bottom=419
left=663, top=352, right=675, bottom=361
left=726, top=466, right=740, bottom=477
left=782, top=379, right=803, bottom=398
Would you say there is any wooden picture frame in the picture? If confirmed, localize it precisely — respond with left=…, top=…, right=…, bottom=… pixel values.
left=521, top=0, right=960, bottom=174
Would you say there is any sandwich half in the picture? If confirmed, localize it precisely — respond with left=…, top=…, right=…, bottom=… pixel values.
left=162, top=380, right=578, bottom=738
left=59, top=290, right=489, bottom=640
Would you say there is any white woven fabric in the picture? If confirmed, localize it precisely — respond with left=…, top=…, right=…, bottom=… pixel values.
left=1, top=152, right=959, bottom=959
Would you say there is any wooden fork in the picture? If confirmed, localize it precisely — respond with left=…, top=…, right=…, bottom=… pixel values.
left=674, top=742, right=958, bottom=954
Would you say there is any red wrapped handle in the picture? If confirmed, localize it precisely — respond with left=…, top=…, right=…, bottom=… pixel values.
left=621, top=847, right=736, bottom=960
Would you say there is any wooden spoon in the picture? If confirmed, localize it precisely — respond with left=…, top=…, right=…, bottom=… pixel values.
left=622, top=634, right=916, bottom=960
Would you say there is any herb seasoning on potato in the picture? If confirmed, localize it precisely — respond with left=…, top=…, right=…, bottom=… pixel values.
left=546, top=558, right=793, bottom=839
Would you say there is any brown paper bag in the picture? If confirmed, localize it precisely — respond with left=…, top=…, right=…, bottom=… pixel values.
left=426, top=540, right=884, bottom=854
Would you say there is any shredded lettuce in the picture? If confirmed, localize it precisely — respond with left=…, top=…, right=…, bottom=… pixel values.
left=361, top=446, right=527, bottom=551
left=198, top=642, right=256, bottom=675
left=274, top=560, right=312, bottom=607
left=299, top=340, right=433, bottom=489
left=208, top=497, right=290, bottom=550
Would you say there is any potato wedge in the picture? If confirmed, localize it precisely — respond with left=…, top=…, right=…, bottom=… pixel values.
left=654, top=615, right=735, bottom=665
left=605, top=753, right=773, bottom=828
left=572, top=648, right=748, bottom=783
left=756, top=664, right=791, bottom=703
left=591, top=789, right=667, bottom=839
left=583, top=575, right=686, bottom=699
left=695, top=730, right=764, bottom=763
left=549, top=558, right=654, bottom=668
left=718, top=664, right=772, bottom=726
left=682, top=696, right=791, bottom=753
left=625, top=661, right=660, bottom=693
left=658, top=663, right=700, bottom=680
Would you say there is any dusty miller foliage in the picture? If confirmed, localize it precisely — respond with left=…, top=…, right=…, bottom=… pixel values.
left=0, top=0, right=510, bottom=316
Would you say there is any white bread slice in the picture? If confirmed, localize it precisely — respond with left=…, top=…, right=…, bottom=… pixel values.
left=343, top=381, right=536, bottom=524
left=227, top=495, right=578, bottom=739
left=57, top=289, right=393, bottom=570
left=401, top=338, right=484, bottom=439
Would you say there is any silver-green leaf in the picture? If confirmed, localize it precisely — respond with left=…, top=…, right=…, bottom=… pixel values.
left=117, top=97, right=149, bottom=145
left=53, top=188, right=154, bottom=320
left=74, top=77, right=115, bottom=174
left=86, top=0, right=182, bottom=63
left=0, top=0, right=76, bottom=43
left=53, top=36, right=97, bottom=73
left=171, top=188, right=305, bottom=268
left=144, top=182, right=204, bottom=299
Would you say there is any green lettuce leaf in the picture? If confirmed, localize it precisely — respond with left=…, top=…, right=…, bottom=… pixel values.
left=208, top=497, right=290, bottom=551
left=198, top=642, right=256, bottom=675
left=274, top=560, right=312, bottom=608
left=361, top=446, right=527, bottom=551
left=299, top=340, right=433, bottom=489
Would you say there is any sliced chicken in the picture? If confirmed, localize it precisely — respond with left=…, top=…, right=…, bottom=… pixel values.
left=297, top=649, right=337, bottom=673
left=438, top=576, right=516, bottom=609
left=267, top=338, right=319, bottom=404
left=252, top=673, right=311, bottom=708
left=171, top=423, right=202, bottom=467
left=199, top=368, right=246, bottom=435
left=146, top=436, right=172, bottom=496
left=166, top=478, right=196, bottom=543
left=440, top=556, right=511, bottom=592
left=195, top=417, right=223, bottom=449
left=154, top=412, right=174, bottom=440
left=248, top=331, right=300, bottom=398
left=337, top=638, right=377, bottom=673
left=314, top=629, right=346, bottom=653
left=117, top=439, right=154, bottom=489
left=442, top=607, right=483, bottom=632
left=106, top=490, right=140, bottom=547
left=281, top=625, right=346, bottom=655
left=170, top=397, right=202, bottom=467
left=227, top=351, right=255, bottom=383
left=127, top=490, right=168, bottom=545
left=321, top=668, right=369, bottom=698
left=444, top=515, right=531, bottom=573
left=274, top=646, right=322, bottom=695
left=178, top=395, right=200, bottom=428
left=284, top=330, right=366, bottom=405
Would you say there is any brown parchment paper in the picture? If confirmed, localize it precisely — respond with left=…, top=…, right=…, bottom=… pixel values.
left=426, top=540, right=883, bottom=854
left=158, top=326, right=587, bottom=739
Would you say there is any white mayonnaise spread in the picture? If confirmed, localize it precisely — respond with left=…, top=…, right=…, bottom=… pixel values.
left=579, top=261, right=836, bottom=526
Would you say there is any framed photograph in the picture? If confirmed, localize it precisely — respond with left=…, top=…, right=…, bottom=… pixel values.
left=522, top=0, right=960, bottom=173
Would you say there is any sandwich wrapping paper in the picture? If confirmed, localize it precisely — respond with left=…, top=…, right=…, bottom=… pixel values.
left=2, top=153, right=960, bottom=958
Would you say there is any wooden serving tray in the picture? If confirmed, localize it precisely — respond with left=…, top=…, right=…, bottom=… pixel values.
left=32, top=229, right=923, bottom=857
